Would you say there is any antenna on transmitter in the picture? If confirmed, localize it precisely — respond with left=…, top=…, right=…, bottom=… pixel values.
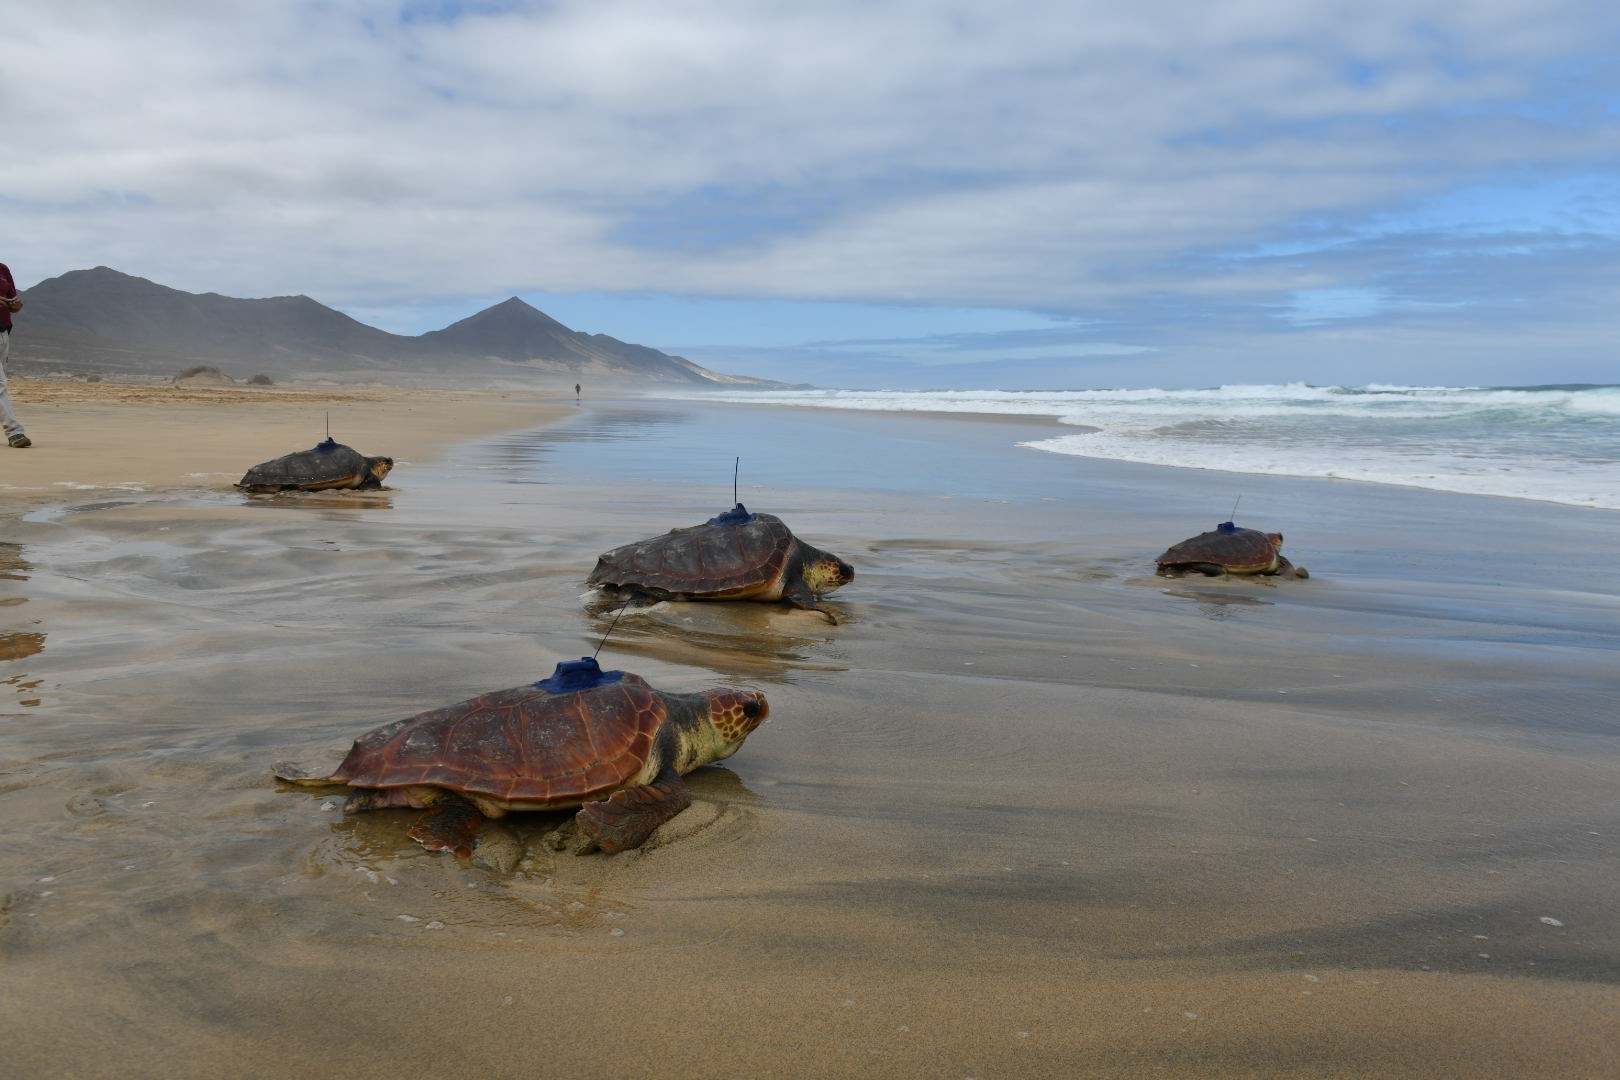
left=592, top=596, right=634, bottom=660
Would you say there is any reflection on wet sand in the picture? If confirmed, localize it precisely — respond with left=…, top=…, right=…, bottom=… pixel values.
left=239, top=488, right=396, bottom=511
left=582, top=594, right=850, bottom=680
left=0, top=541, right=32, bottom=580
left=482, top=406, right=690, bottom=483
left=0, top=632, right=46, bottom=663
left=1154, top=584, right=1276, bottom=619
left=0, top=542, right=44, bottom=695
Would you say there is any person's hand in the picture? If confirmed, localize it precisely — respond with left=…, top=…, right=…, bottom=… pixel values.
left=4, top=296, right=20, bottom=312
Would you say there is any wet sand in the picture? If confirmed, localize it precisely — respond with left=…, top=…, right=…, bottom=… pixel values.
left=2, top=387, right=1618, bottom=1078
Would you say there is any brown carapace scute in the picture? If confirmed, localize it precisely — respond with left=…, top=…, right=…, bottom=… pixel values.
left=237, top=437, right=394, bottom=493
left=273, top=659, right=769, bottom=858
left=587, top=504, right=854, bottom=620
left=1155, top=522, right=1308, bottom=579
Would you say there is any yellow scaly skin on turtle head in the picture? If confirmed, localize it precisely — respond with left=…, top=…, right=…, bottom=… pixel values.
left=679, top=689, right=769, bottom=771
left=802, top=551, right=855, bottom=596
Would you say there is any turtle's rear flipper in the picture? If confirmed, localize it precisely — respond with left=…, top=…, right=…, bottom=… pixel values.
left=576, top=773, right=692, bottom=854
left=408, top=803, right=485, bottom=858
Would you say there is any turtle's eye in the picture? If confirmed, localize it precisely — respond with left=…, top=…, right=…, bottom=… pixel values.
left=743, top=699, right=762, bottom=719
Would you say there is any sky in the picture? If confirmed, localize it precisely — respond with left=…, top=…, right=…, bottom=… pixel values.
left=6, top=0, right=1620, bottom=389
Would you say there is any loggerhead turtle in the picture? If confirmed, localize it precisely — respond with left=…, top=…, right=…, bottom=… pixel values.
left=273, top=658, right=768, bottom=857
left=1155, top=521, right=1309, bottom=579
left=237, top=437, right=394, bottom=493
left=587, top=503, right=855, bottom=621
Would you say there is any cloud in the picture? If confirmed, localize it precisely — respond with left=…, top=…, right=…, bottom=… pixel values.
left=7, top=1, right=1620, bottom=386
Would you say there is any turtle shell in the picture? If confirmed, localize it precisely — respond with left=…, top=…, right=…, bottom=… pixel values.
left=1156, top=525, right=1282, bottom=574
left=587, top=512, right=798, bottom=599
left=326, top=673, right=667, bottom=810
left=237, top=437, right=388, bottom=492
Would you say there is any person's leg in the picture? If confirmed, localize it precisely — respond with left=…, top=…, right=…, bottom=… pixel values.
left=0, top=330, right=29, bottom=444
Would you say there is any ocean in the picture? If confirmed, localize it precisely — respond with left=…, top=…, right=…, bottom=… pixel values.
left=677, top=383, right=1620, bottom=510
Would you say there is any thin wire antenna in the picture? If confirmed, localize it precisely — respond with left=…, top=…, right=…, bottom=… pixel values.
left=592, top=596, right=634, bottom=660
left=326, top=411, right=330, bottom=440
left=1229, top=494, right=1241, bottom=520
left=734, top=456, right=740, bottom=505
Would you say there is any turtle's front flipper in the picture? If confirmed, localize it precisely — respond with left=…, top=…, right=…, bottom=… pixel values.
left=407, top=799, right=485, bottom=858
left=575, top=769, right=692, bottom=854
left=807, top=602, right=841, bottom=625
left=785, top=583, right=841, bottom=624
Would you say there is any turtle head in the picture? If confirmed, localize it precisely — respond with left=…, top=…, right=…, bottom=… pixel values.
left=366, top=456, right=395, bottom=484
left=694, top=688, right=770, bottom=762
left=800, top=546, right=855, bottom=597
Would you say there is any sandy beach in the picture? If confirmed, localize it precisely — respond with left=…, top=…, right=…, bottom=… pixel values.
left=2, top=382, right=1617, bottom=1079
left=0, top=377, right=569, bottom=506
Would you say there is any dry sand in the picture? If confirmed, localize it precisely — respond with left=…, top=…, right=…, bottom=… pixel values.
left=2, top=382, right=1617, bottom=1079
left=1, top=377, right=569, bottom=505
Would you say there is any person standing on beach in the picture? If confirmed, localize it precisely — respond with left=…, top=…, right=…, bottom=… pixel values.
left=0, top=260, right=28, bottom=448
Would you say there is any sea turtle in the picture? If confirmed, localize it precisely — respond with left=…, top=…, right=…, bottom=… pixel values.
left=272, top=658, right=769, bottom=857
left=237, top=437, right=394, bottom=493
left=1155, top=521, right=1309, bottom=579
left=587, top=503, right=855, bottom=621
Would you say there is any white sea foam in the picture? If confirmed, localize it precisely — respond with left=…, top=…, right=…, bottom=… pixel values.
left=683, top=384, right=1620, bottom=509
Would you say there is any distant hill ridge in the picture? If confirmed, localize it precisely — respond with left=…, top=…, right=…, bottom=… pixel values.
left=10, top=267, right=778, bottom=388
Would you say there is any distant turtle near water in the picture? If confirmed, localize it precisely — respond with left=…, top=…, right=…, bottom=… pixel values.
left=1155, top=521, right=1309, bottom=579
left=587, top=503, right=855, bottom=622
left=236, top=437, right=394, bottom=493
left=273, top=657, right=769, bottom=857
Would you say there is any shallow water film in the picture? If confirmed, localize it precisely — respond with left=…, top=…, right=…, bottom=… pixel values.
left=4, top=400, right=1619, bottom=1078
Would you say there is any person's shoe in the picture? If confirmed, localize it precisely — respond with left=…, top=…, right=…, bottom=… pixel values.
left=8, top=434, right=31, bottom=448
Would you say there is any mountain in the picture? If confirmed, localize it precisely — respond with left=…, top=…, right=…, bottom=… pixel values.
left=414, top=297, right=743, bottom=384
left=8, top=267, right=780, bottom=387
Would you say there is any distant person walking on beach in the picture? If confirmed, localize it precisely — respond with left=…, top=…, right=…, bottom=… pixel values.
left=575, top=382, right=581, bottom=401
left=0, top=260, right=28, bottom=448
